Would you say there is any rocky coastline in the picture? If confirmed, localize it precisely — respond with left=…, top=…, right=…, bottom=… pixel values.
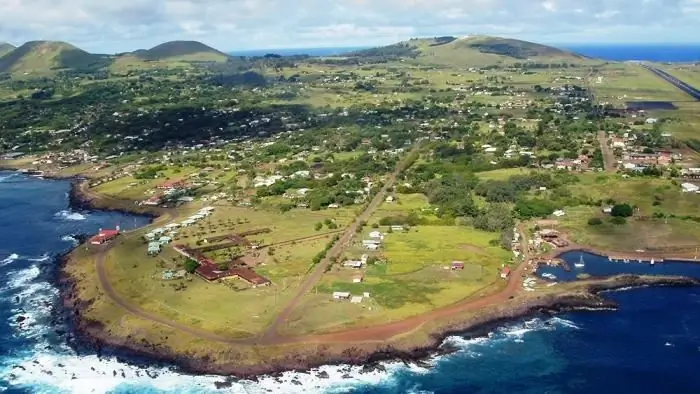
left=42, top=169, right=700, bottom=379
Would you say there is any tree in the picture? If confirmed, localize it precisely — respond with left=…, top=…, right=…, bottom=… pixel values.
left=611, top=203, right=633, bottom=218
left=183, top=259, right=200, bottom=274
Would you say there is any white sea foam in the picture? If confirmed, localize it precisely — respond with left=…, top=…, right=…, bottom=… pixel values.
left=2, top=353, right=406, bottom=394
left=0, top=173, right=18, bottom=183
left=55, top=210, right=86, bottom=221
left=27, top=254, right=51, bottom=263
left=1, top=253, right=19, bottom=265
left=61, top=235, right=79, bottom=245
left=1, top=315, right=586, bottom=394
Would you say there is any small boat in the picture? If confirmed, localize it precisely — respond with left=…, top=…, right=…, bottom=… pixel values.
left=650, top=258, right=655, bottom=265
left=541, top=273, right=557, bottom=280
left=574, top=254, right=585, bottom=268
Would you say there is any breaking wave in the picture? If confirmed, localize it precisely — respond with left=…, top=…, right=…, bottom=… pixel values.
left=1, top=253, right=19, bottom=265
left=27, top=254, right=51, bottom=263
left=54, top=210, right=86, bottom=221
left=0, top=173, right=18, bottom=183
left=61, top=235, right=79, bottom=245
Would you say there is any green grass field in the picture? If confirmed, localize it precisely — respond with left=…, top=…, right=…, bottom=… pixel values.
left=282, top=224, right=510, bottom=335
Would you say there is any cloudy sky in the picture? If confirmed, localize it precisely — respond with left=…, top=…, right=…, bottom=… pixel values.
left=1, top=0, right=699, bottom=53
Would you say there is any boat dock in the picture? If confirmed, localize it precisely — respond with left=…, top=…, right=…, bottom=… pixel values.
left=608, top=255, right=663, bottom=263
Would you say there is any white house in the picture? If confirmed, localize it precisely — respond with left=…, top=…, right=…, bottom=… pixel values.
left=369, top=231, right=383, bottom=239
left=332, top=292, right=351, bottom=300
left=552, top=210, right=566, bottom=217
left=343, top=260, right=364, bottom=269
left=681, top=182, right=700, bottom=193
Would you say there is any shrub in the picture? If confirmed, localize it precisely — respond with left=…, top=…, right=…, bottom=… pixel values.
left=611, top=203, right=633, bottom=218
left=610, top=216, right=627, bottom=225
left=183, top=259, right=200, bottom=274
left=587, top=217, right=603, bottom=226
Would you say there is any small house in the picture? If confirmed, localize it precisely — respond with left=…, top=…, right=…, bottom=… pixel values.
left=369, top=231, right=383, bottom=239
left=362, top=239, right=381, bottom=246
left=148, top=242, right=162, bottom=256
left=332, top=292, right=351, bottom=300
left=158, top=236, right=173, bottom=245
left=350, top=296, right=363, bottom=304
left=451, top=261, right=465, bottom=270
left=365, top=244, right=380, bottom=251
left=385, top=195, right=394, bottom=203
left=344, top=260, right=364, bottom=269
left=500, top=266, right=512, bottom=279
left=390, top=225, right=406, bottom=232
left=681, top=182, right=699, bottom=193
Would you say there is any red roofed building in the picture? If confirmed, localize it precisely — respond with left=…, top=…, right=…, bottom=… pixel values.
left=90, top=227, right=120, bottom=245
left=158, top=179, right=184, bottom=190
left=500, top=266, right=512, bottom=280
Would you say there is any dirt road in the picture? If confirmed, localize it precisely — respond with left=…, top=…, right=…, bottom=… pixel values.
left=597, top=130, right=616, bottom=172
left=260, top=147, right=419, bottom=341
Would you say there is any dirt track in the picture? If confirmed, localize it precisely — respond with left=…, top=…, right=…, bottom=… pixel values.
left=597, top=130, right=616, bottom=172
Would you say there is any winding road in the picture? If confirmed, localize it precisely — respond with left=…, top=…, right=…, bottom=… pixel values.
left=87, top=150, right=537, bottom=347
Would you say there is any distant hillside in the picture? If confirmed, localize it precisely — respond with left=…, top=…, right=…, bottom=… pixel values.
left=348, top=35, right=590, bottom=66
left=0, top=43, right=15, bottom=57
left=0, top=41, right=111, bottom=74
left=133, top=41, right=229, bottom=62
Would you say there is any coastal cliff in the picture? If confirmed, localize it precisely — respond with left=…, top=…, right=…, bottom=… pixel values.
left=57, top=268, right=700, bottom=378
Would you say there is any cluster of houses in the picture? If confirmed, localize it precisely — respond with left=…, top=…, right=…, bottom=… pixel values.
left=143, top=179, right=192, bottom=206
left=332, top=291, right=371, bottom=304
left=144, top=206, right=214, bottom=255
left=531, top=229, right=569, bottom=249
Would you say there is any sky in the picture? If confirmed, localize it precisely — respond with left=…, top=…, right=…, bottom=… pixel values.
left=1, top=0, right=699, bottom=53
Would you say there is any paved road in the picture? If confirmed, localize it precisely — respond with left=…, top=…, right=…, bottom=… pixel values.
left=597, top=130, right=616, bottom=172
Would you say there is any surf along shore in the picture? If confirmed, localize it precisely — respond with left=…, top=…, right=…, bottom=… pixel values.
left=33, top=172, right=697, bottom=378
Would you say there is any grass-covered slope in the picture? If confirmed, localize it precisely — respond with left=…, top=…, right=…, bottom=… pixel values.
left=0, top=41, right=111, bottom=74
left=134, top=41, right=230, bottom=62
left=0, top=43, right=15, bottom=58
left=349, top=35, right=590, bottom=67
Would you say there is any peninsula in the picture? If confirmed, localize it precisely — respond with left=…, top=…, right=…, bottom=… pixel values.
left=3, top=34, right=700, bottom=376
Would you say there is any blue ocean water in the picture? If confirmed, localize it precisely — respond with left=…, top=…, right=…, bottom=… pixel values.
left=562, top=44, right=700, bottom=62
left=3, top=172, right=700, bottom=393
left=230, top=43, right=700, bottom=62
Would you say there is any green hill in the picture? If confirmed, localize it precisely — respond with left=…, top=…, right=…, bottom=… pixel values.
left=134, top=41, right=229, bottom=62
left=0, top=41, right=111, bottom=74
left=0, top=43, right=15, bottom=57
left=350, top=35, right=590, bottom=67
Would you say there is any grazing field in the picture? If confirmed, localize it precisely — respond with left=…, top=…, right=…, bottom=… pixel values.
left=552, top=173, right=700, bottom=250
left=282, top=225, right=511, bottom=335
left=70, top=203, right=358, bottom=337
left=592, top=63, right=693, bottom=103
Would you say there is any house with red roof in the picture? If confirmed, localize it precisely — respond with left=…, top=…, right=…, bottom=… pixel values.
left=90, top=227, right=120, bottom=245
left=157, top=179, right=184, bottom=190
left=500, top=266, right=512, bottom=280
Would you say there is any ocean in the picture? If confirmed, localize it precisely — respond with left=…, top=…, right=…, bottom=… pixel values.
left=230, top=43, right=700, bottom=62
left=3, top=174, right=700, bottom=394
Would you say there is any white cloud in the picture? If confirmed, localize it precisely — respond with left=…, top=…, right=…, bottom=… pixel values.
left=0, top=0, right=695, bottom=52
